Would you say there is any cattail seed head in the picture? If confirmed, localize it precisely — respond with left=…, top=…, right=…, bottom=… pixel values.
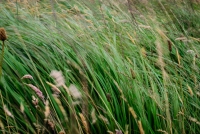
left=0, top=28, right=7, bottom=41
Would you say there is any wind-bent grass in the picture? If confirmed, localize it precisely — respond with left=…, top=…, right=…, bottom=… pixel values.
left=0, top=0, right=200, bottom=133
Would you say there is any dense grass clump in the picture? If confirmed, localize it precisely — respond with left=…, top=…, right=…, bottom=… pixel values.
left=0, top=0, right=200, bottom=134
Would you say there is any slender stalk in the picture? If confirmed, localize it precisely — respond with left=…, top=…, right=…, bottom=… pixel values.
left=0, top=41, right=5, bottom=78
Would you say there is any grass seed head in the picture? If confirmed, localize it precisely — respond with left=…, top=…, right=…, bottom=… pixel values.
left=3, top=105, right=14, bottom=118
left=20, top=102, right=24, bottom=113
left=115, top=129, right=123, bottom=134
left=0, top=28, right=7, bottom=41
left=21, top=74, right=33, bottom=80
left=91, top=108, right=97, bottom=124
left=26, top=84, right=45, bottom=102
left=138, top=120, right=145, bottom=134
left=187, top=84, right=194, bottom=96
left=32, top=95, right=39, bottom=106
left=44, top=100, right=50, bottom=118
left=130, top=68, right=136, bottom=79
left=0, top=119, right=4, bottom=130
left=79, top=113, right=89, bottom=134
left=129, top=107, right=137, bottom=119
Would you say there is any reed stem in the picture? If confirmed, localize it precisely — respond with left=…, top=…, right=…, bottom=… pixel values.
left=0, top=41, right=5, bottom=78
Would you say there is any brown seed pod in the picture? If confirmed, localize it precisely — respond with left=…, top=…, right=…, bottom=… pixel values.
left=0, top=28, right=7, bottom=41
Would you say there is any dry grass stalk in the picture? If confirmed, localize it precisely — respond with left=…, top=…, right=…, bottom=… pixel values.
left=176, top=49, right=181, bottom=65
left=127, top=32, right=136, bottom=44
left=156, top=41, right=165, bottom=71
left=167, top=40, right=172, bottom=52
left=138, top=120, right=145, bottom=134
left=126, top=0, right=138, bottom=26
left=156, top=40, right=172, bottom=134
left=138, top=24, right=151, bottom=29
left=80, top=71, right=89, bottom=130
left=113, top=80, right=123, bottom=94
left=175, top=37, right=187, bottom=41
left=79, top=113, right=89, bottom=134
left=149, top=90, right=163, bottom=110
left=62, top=84, right=70, bottom=95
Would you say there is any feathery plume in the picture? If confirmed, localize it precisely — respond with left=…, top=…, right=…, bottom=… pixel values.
left=50, top=70, right=65, bottom=87
left=69, top=84, right=82, bottom=99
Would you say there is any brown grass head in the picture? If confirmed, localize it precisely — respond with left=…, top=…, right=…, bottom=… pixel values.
left=0, top=28, right=7, bottom=41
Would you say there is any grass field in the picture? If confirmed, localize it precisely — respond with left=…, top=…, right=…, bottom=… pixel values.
left=0, top=0, right=200, bottom=133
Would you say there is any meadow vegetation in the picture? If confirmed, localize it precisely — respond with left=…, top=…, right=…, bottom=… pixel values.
left=0, top=0, right=200, bottom=133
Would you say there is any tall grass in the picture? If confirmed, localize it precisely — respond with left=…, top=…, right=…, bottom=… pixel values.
left=0, top=0, right=200, bottom=133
